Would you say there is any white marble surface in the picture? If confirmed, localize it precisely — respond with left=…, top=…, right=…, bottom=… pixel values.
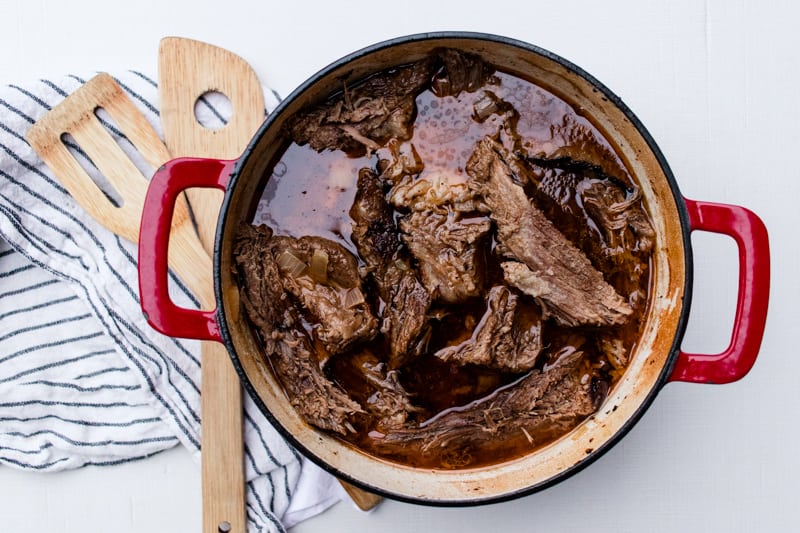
left=0, top=0, right=796, bottom=531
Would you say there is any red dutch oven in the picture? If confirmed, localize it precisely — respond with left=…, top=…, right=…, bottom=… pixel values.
left=137, top=32, right=769, bottom=504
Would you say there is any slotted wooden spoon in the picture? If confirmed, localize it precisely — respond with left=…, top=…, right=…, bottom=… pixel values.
left=158, top=36, right=383, bottom=513
left=25, top=73, right=239, bottom=532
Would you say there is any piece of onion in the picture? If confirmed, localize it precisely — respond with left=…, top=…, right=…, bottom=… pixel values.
left=309, top=248, right=329, bottom=283
left=276, top=250, right=307, bottom=278
left=473, top=91, right=500, bottom=122
left=343, top=287, right=366, bottom=309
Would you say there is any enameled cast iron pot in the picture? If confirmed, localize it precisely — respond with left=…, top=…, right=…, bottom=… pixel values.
left=137, top=32, right=770, bottom=505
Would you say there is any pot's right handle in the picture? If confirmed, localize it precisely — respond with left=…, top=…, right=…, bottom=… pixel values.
left=668, top=198, right=770, bottom=384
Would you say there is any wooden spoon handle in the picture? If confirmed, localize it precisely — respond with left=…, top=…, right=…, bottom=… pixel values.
left=141, top=167, right=246, bottom=533
left=199, top=342, right=246, bottom=533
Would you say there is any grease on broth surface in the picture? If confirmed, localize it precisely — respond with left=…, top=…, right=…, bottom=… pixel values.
left=245, top=61, right=652, bottom=469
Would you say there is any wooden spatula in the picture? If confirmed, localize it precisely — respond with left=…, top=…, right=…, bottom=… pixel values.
left=158, top=37, right=251, bottom=533
left=24, top=73, right=234, bottom=531
left=158, top=37, right=383, bottom=513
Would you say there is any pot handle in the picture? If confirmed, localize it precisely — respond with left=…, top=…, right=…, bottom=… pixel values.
left=138, top=157, right=235, bottom=343
left=668, top=198, right=770, bottom=384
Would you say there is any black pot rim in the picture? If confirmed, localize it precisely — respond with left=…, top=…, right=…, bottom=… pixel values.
left=214, top=30, right=694, bottom=506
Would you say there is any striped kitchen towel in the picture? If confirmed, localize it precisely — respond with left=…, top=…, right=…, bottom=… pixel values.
left=0, top=71, right=346, bottom=532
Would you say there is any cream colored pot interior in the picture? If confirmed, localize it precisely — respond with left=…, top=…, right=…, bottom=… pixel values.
left=217, top=35, right=687, bottom=502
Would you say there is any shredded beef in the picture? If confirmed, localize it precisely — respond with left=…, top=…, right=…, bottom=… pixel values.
left=237, top=48, right=656, bottom=467
left=270, top=235, right=378, bottom=356
left=388, top=174, right=483, bottom=214
left=285, top=49, right=495, bottom=155
left=399, top=210, right=490, bottom=303
left=233, top=225, right=363, bottom=434
left=385, top=170, right=491, bottom=303
left=285, top=58, right=437, bottom=154
left=349, top=168, right=432, bottom=367
left=431, top=48, right=497, bottom=97
left=435, top=286, right=542, bottom=372
left=377, top=139, right=425, bottom=185
left=466, top=137, right=633, bottom=327
left=374, top=348, right=595, bottom=454
left=359, top=356, right=420, bottom=431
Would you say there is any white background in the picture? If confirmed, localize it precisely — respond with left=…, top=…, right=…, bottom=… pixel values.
left=0, top=0, right=796, bottom=531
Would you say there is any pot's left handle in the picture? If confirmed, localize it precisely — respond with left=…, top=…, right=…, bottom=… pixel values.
left=668, top=198, right=770, bottom=384
left=138, top=157, right=236, bottom=342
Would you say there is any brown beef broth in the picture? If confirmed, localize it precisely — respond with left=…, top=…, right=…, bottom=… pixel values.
left=250, top=62, right=652, bottom=469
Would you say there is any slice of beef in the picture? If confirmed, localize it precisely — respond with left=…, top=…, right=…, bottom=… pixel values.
left=399, top=210, right=490, bottom=303
left=431, top=48, right=497, bottom=97
left=435, top=286, right=542, bottom=373
left=270, top=234, right=378, bottom=356
left=386, top=170, right=491, bottom=303
left=519, top=159, right=653, bottom=313
left=477, top=99, right=654, bottom=300
left=349, top=168, right=432, bottom=367
left=348, top=168, right=400, bottom=270
left=373, top=348, right=596, bottom=457
left=383, top=269, right=433, bottom=367
left=285, top=57, right=437, bottom=154
left=233, top=224, right=363, bottom=434
left=265, top=333, right=363, bottom=435
left=232, top=224, right=295, bottom=333
left=466, top=137, right=632, bottom=327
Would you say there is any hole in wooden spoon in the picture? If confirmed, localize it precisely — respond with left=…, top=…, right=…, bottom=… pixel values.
left=194, top=91, right=233, bottom=130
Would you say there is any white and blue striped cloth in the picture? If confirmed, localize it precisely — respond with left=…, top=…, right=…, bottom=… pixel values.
left=0, top=71, right=346, bottom=532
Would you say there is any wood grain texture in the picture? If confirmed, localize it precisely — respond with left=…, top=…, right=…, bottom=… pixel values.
left=159, top=36, right=265, bottom=253
left=339, top=480, right=384, bottom=512
left=26, top=72, right=240, bottom=532
left=158, top=38, right=254, bottom=533
left=26, top=73, right=173, bottom=244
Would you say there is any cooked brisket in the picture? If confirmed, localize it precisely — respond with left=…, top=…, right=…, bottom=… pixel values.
left=399, top=210, right=490, bottom=303
left=349, top=168, right=432, bottom=367
left=233, top=224, right=363, bottom=434
left=431, top=48, right=497, bottom=97
left=374, top=348, right=595, bottom=454
left=466, top=137, right=633, bottom=327
left=269, top=234, right=378, bottom=355
left=285, top=58, right=437, bottom=154
left=360, top=356, right=421, bottom=431
left=435, top=285, right=542, bottom=372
